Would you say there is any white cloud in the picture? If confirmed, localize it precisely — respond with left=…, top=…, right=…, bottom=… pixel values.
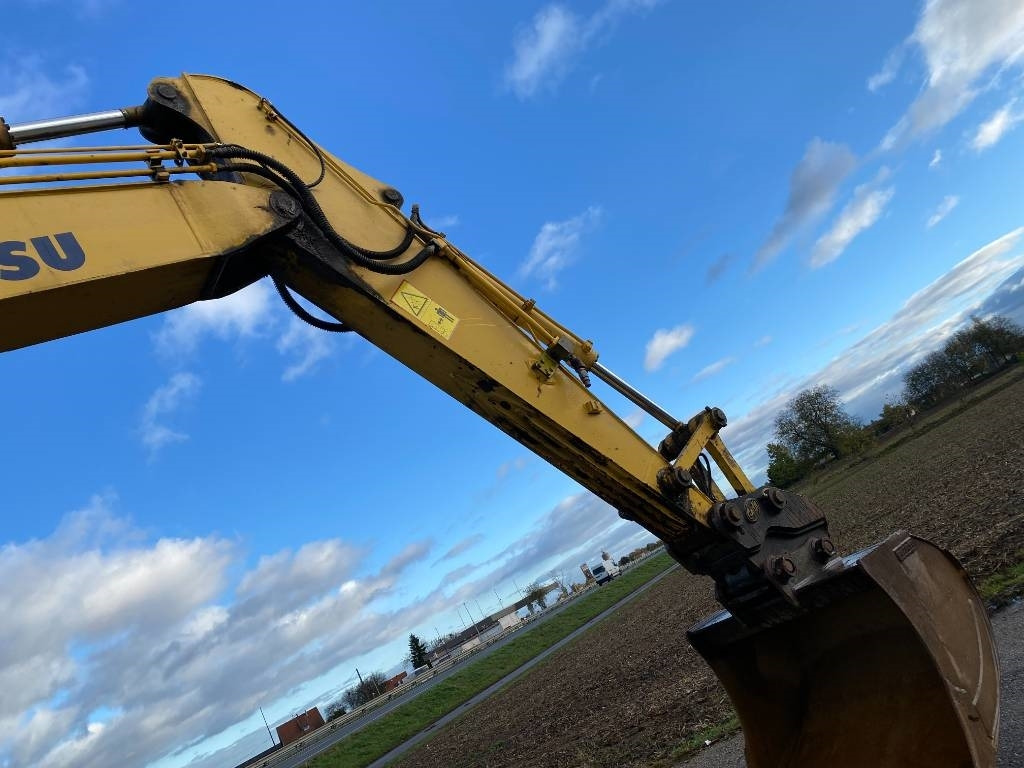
left=724, top=227, right=1024, bottom=478
left=879, top=0, right=1024, bottom=149
left=277, top=317, right=333, bottom=382
left=972, top=100, right=1022, bottom=151
left=0, top=501, right=443, bottom=768
left=811, top=172, right=895, bottom=268
left=755, top=139, right=858, bottom=270
left=927, top=194, right=960, bottom=227
left=643, top=324, right=694, bottom=372
left=867, top=45, right=905, bottom=92
left=154, top=281, right=274, bottom=358
left=623, top=408, right=646, bottom=429
left=929, top=149, right=943, bottom=168
left=0, top=58, right=88, bottom=122
left=504, top=0, right=661, bottom=99
left=429, top=214, right=460, bottom=230
left=435, top=534, right=485, bottom=564
left=705, top=252, right=732, bottom=284
left=755, top=335, right=773, bottom=348
left=692, top=356, right=736, bottom=383
left=495, top=456, right=528, bottom=480
left=505, top=6, right=578, bottom=99
left=139, top=372, right=201, bottom=456
left=520, top=206, right=601, bottom=289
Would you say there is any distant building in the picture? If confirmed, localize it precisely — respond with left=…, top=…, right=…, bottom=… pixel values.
left=497, top=610, right=522, bottom=630
left=276, top=708, right=324, bottom=746
left=384, top=671, right=408, bottom=691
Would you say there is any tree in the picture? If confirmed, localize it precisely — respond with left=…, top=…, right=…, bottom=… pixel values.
left=773, top=385, right=864, bottom=463
left=343, top=671, right=388, bottom=710
left=766, top=442, right=811, bottom=488
left=409, top=633, right=432, bottom=670
left=904, top=349, right=960, bottom=407
left=874, top=397, right=914, bottom=436
left=431, top=631, right=460, bottom=653
left=967, top=315, right=1024, bottom=366
left=525, top=581, right=549, bottom=610
left=903, top=316, right=1024, bottom=409
left=325, top=701, right=347, bottom=722
left=617, top=555, right=631, bottom=567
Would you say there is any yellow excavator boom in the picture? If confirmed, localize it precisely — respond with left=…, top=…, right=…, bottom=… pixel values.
left=0, top=74, right=1000, bottom=767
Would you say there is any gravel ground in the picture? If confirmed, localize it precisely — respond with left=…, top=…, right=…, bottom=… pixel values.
left=397, top=371, right=1024, bottom=768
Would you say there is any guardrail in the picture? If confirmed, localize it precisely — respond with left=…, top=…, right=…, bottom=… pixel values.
left=252, top=589, right=595, bottom=767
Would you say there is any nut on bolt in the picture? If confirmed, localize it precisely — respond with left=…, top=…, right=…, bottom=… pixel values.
left=718, top=501, right=744, bottom=529
left=767, top=554, right=797, bottom=581
left=270, top=191, right=301, bottom=219
left=381, top=187, right=404, bottom=207
left=762, top=487, right=787, bottom=512
left=810, top=537, right=837, bottom=562
left=708, top=407, right=728, bottom=430
left=657, top=465, right=693, bottom=499
left=155, top=83, right=179, bottom=100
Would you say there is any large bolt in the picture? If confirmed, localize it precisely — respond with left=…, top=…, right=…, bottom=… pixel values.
left=767, top=554, right=797, bottom=581
left=810, top=537, right=837, bottom=562
left=657, top=466, right=693, bottom=499
left=270, top=192, right=301, bottom=218
left=762, top=487, right=787, bottom=512
left=718, top=502, right=743, bottom=529
left=708, top=407, right=728, bottom=430
left=381, top=187, right=404, bottom=207
left=156, top=83, right=178, bottom=100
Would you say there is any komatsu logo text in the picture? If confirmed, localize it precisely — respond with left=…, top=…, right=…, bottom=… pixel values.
left=0, top=232, right=86, bottom=280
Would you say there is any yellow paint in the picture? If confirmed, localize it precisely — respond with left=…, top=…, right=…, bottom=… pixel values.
left=391, top=280, right=459, bottom=339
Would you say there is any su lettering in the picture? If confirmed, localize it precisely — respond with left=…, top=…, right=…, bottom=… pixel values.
left=0, top=232, right=86, bottom=280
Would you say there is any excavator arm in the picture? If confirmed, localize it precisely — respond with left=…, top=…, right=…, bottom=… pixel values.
left=0, top=74, right=1000, bottom=767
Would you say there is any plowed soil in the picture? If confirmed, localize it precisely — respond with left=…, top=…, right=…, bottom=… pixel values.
left=397, top=370, right=1024, bottom=768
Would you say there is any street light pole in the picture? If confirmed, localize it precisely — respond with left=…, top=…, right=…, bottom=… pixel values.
left=463, top=602, right=483, bottom=638
left=259, top=706, right=275, bottom=747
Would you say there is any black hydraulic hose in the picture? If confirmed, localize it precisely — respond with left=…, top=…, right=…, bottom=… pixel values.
left=272, top=275, right=351, bottom=333
left=207, top=145, right=420, bottom=265
left=218, top=162, right=300, bottom=199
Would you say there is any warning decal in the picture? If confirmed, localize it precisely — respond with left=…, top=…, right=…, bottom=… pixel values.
left=399, top=290, right=428, bottom=317
left=391, top=280, right=459, bottom=340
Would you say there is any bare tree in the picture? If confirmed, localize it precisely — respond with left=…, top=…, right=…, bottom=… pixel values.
left=343, top=671, right=388, bottom=710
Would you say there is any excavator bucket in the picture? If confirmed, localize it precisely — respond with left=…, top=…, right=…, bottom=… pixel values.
left=688, top=532, right=1000, bottom=768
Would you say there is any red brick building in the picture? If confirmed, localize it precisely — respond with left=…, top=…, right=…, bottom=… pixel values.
left=275, top=707, right=325, bottom=746
left=384, top=671, right=408, bottom=691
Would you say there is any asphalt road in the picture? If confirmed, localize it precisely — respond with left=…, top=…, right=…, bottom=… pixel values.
left=683, top=599, right=1024, bottom=768
left=271, top=564, right=676, bottom=768
left=269, top=611, right=566, bottom=768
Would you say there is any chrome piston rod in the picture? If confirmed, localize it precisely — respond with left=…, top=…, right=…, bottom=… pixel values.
left=1, top=106, right=143, bottom=149
left=590, top=362, right=678, bottom=430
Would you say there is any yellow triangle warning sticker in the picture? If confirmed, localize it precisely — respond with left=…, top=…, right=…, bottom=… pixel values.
left=391, top=280, right=460, bottom=340
left=400, top=290, right=428, bottom=316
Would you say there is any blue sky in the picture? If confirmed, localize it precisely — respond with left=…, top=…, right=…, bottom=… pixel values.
left=2, top=2, right=1024, bottom=767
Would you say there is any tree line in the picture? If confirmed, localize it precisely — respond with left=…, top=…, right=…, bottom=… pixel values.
left=767, top=315, right=1023, bottom=487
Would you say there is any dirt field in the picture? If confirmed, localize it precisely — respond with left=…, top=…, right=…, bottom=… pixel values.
left=397, top=370, right=1024, bottom=768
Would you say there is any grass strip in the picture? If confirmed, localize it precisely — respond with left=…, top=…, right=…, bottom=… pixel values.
left=978, top=551, right=1024, bottom=608
left=652, top=715, right=741, bottom=766
left=307, top=553, right=674, bottom=768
